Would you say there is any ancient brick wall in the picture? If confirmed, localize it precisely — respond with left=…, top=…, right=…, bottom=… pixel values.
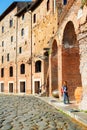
left=56, top=0, right=82, bottom=100
left=32, top=0, right=58, bottom=94
left=78, top=6, right=87, bottom=110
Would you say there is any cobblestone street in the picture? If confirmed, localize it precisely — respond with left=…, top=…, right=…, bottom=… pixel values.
left=0, top=95, right=86, bottom=130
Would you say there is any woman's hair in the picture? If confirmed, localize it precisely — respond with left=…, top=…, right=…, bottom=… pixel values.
left=63, top=81, right=67, bottom=85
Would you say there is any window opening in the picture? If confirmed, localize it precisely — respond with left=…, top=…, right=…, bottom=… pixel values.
left=7, top=53, right=9, bottom=61
left=47, top=0, right=50, bottom=11
left=9, top=66, right=13, bottom=77
left=2, top=56, right=4, bottom=63
left=2, top=26, right=4, bottom=33
left=33, top=14, right=36, bottom=23
left=21, top=28, right=24, bottom=36
left=1, top=68, right=4, bottom=77
left=9, top=19, right=13, bottom=27
left=20, top=64, right=25, bottom=74
left=35, top=61, right=41, bottom=72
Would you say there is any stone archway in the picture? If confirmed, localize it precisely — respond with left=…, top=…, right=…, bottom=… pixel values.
left=62, top=21, right=82, bottom=100
left=51, top=39, right=58, bottom=92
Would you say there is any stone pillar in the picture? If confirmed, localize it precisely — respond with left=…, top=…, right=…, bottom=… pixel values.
left=49, top=54, right=52, bottom=96
left=58, top=45, right=62, bottom=99
left=78, top=23, right=87, bottom=110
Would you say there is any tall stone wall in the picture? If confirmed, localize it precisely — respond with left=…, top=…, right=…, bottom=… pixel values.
left=78, top=6, right=87, bottom=109
left=0, top=7, right=17, bottom=93
left=0, top=5, right=32, bottom=94
left=32, top=0, right=58, bottom=94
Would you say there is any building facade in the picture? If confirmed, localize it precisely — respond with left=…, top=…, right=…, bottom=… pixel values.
left=0, top=0, right=87, bottom=110
left=0, top=2, right=33, bottom=94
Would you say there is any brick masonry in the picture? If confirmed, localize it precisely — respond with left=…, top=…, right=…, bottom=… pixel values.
left=0, top=0, right=87, bottom=110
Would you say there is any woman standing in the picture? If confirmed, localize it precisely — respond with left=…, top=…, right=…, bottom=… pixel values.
left=62, top=81, right=69, bottom=104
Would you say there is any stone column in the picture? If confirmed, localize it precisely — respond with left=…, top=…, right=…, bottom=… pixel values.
left=58, top=45, right=63, bottom=99
left=49, top=54, right=52, bottom=96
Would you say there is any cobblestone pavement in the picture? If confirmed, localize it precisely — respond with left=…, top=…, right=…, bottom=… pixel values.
left=0, top=95, right=87, bottom=130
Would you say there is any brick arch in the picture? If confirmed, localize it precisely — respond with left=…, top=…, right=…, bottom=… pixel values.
left=62, top=21, right=82, bottom=100
left=51, top=39, right=58, bottom=92
left=58, top=15, right=79, bottom=44
left=62, top=21, right=77, bottom=46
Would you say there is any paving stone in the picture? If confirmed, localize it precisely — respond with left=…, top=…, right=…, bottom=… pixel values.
left=0, top=95, right=86, bottom=130
left=1, top=123, right=12, bottom=130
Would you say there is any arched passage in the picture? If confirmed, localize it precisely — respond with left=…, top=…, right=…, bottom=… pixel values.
left=62, top=21, right=82, bottom=100
left=51, top=39, right=58, bottom=92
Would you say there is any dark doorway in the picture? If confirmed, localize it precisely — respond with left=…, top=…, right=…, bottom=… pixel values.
left=1, top=83, right=4, bottom=92
left=9, top=83, right=13, bottom=93
left=35, top=81, right=40, bottom=94
left=20, top=81, right=25, bottom=93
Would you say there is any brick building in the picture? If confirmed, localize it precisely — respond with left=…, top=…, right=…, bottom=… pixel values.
left=0, top=0, right=87, bottom=110
left=0, top=2, right=33, bottom=94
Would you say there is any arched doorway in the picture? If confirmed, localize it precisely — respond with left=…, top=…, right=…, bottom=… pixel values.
left=51, top=39, right=58, bottom=92
left=62, top=21, right=82, bottom=100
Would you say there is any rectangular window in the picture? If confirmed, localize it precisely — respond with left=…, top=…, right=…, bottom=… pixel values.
left=19, top=47, right=22, bottom=54
left=21, top=28, right=24, bottom=36
left=47, top=0, right=50, bottom=11
left=7, top=53, right=9, bottom=61
left=63, top=0, right=67, bottom=5
left=1, top=68, right=4, bottom=77
left=2, top=41, right=4, bottom=47
left=9, top=66, right=13, bottom=77
left=2, top=56, right=4, bottom=63
left=20, top=64, right=25, bottom=74
left=2, top=26, right=4, bottom=33
left=22, top=14, right=25, bottom=20
left=9, top=19, right=13, bottom=27
left=11, top=36, right=13, bottom=42
left=33, top=14, right=36, bottom=23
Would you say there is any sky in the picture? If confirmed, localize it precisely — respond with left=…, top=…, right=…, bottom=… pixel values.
left=0, top=0, right=32, bottom=15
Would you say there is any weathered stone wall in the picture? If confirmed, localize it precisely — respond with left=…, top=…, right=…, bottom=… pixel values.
left=56, top=0, right=82, bottom=100
left=0, top=7, right=17, bottom=93
left=78, top=6, right=87, bottom=110
left=0, top=6, right=32, bottom=94
left=32, top=0, right=58, bottom=94
left=17, top=12, right=32, bottom=94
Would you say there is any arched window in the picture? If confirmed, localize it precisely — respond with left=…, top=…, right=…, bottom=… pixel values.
left=35, top=60, right=41, bottom=73
left=20, top=64, right=25, bottom=74
left=9, top=66, right=13, bottom=77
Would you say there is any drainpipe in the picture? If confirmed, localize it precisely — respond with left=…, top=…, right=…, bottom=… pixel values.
left=16, top=16, right=18, bottom=93
left=31, top=12, right=32, bottom=94
left=28, top=10, right=32, bottom=94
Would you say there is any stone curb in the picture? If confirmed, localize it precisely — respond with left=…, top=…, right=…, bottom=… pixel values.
left=37, top=96, right=87, bottom=128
